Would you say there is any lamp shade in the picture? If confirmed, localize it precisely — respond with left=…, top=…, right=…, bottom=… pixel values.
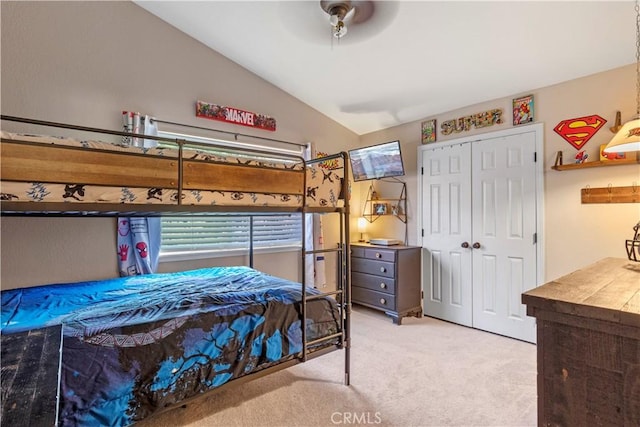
left=603, top=116, right=640, bottom=153
left=357, top=217, right=367, bottom=233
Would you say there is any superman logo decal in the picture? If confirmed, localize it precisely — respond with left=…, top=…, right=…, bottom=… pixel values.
left=553, top=115, right=607, bottom=150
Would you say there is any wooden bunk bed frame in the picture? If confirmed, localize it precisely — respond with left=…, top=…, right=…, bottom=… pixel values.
left=0, top=115, right=352, bottom=426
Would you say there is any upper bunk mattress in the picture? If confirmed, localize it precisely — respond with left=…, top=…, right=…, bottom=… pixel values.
left=0, top=131, right=344, bottom=209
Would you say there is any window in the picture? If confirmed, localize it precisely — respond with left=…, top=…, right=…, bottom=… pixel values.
left=160, top=214, right=303, bottom=261
left=157, top=131, right=305, bottom=262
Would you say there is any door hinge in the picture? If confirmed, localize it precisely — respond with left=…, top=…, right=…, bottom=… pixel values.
left=534, top=152, right=537, bottom=162
left=533, top=232, right=537, bottom=244
left=421, top=167, right=424, bottom=175
left=421, top=229, right=424, bottom=237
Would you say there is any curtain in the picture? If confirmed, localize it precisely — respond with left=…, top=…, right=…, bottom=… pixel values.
left=117, top=112, right=161, bottom=276
left=117, top=217, right=161, bottom=276
left=121, top=111, right=158, bottom=148
left=304, top=143, right=327, bottom=289
left=313, top=213, right=327, bottom=287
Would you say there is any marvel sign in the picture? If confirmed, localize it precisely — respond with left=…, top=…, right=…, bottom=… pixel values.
left=196, top=100, right=276, bottom=131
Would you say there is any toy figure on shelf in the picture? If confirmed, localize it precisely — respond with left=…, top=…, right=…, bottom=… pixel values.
left=575, top=150, right=589, bottom=164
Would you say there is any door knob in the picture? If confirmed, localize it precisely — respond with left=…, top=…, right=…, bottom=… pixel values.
left=461, top=242, right=470, bottom=248
left=472, top=242, right=481, bottom=249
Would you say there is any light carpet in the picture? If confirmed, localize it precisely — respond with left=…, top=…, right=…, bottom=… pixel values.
left=138, top=307, right=537, bottom=427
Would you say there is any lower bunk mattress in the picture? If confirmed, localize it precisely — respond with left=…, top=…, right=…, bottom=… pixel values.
left=0, top=266, right=341, bottom=426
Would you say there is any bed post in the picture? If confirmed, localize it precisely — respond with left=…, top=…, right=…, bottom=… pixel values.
left=342, top=151, right=351, bottom=386
left=301, top=167, right=308, bottom=363
left=249, top=215, right=254, bottom=269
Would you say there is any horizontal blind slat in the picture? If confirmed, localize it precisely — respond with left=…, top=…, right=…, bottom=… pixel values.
left=160, top=214, right=302, bottom=254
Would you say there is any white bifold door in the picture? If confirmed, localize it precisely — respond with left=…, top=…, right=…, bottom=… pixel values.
left=420, top=127, right=540, bottom=343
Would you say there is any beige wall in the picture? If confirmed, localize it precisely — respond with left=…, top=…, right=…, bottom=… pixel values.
left=1, top=1, right=638, bottom=289
left=360, top=64, right=640, bottom=281
left=0, top=1, right=359, bottom=288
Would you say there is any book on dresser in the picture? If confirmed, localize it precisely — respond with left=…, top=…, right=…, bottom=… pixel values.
left=350, top=242, right=422, bottom=325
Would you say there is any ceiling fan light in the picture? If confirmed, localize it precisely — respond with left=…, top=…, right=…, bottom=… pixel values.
left=603, top=115, right=640, bottom=153
left=333, top=20, right=347, bottom=38
left=329, top=14, right=339, bottom=26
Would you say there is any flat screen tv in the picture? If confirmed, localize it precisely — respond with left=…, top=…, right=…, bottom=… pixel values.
left=348, top=140, right=405, bottom=182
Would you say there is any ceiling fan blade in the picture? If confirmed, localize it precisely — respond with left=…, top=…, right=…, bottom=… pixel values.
left=320, top=0, right=352, bottom=20
left=350, top=1, right=374, bottom=24
left=343, top=5, right=356, bottom=23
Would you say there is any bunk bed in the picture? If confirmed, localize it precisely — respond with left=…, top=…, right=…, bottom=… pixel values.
left=0, top=115, right=352, bottom=427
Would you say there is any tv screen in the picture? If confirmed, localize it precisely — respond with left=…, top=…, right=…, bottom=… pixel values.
left=348, top=140, right=405, bottom=182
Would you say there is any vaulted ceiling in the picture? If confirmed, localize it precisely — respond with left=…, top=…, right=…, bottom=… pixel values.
left=136, top=1, right=636, bottom=135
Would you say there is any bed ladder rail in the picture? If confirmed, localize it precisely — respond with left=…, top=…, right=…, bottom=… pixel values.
left=303, top=288, right=345, bottom=348
left=300, top=242, right=349, bottom=378
left=305, top=332, right=344, bottom=348
left=305, top=289, right=343, bottom=301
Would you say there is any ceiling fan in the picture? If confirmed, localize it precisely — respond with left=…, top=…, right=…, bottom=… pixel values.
left=277, top=1, right=398, bottom=45
left=320, top=1, right=375, bottom=39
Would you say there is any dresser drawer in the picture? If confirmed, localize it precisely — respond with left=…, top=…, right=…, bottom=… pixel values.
left=352, top=286, right=396, bottom=311
left=364, top=248, right=395, bottom=262
left=351, top=258, right=395, bottom=278
left=351, top=246, right=396, bottom=262
left=352, top=272, right=396, bottom=294
left=351, top=246, right=366, bottom=258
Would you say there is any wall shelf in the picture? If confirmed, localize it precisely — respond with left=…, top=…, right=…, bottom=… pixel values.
left=362, top=180, right=407, bottom=224
left=551, top=152, right=640, bottom=171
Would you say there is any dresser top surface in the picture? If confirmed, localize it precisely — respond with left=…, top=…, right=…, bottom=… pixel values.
left=351, top=242, right=419, bottom=251
left=522, top=257, right=640, bottom=325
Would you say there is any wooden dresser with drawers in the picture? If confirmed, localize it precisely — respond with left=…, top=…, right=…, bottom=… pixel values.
left=522, top=258, right=640, bottom=426
left=350, top=243, right=422, bottom=325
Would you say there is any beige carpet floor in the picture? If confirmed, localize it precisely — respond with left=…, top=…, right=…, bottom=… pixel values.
left=138, top=307, right=537, bottom=427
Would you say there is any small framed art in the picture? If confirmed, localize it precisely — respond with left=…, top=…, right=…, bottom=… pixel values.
left=373, top=203, right=387, bottom=215
left=421, top=119, right=437, bottom=144
left=513, top=95, right=534, bottom=126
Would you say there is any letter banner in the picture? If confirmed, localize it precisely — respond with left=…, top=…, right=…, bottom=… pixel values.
left=196, top=100, right=276, bottom=131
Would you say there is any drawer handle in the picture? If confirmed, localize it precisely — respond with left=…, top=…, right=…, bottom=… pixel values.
left=380, top=282, right=387, bottom=289
left=380, top=267, right=387, bottom=273
left=375, top=252, right=382, bottom=258
left=379, top=298, right=387, bottom=305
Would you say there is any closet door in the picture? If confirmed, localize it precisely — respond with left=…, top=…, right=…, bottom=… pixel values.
left=421, top=143, right=473, bottom=327
left=471, top=132, right=538, bottom=343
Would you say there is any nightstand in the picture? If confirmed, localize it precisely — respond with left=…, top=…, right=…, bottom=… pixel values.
left=350, top=243, right=422, bottom=324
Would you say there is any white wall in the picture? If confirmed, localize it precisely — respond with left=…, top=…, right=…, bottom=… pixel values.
left=0, top=1, right=360, bottom=289
left=360, top=64, right=640, bottom=281
left=2, top=1, right=638, bottom=289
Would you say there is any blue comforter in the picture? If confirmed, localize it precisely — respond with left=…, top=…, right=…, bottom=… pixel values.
left=0, top=267, right=340, bottom=426
left=2, top=266, right=312, bottom=335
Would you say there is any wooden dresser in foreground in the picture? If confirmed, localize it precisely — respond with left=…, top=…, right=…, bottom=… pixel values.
left=350, top=243, right=422, bottom=325
left=522, top=257, right=640, bottom=427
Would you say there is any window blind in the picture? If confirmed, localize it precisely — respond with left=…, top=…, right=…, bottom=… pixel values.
left=156, top=130, right=305, bottom=259
left=160, top=214, right=302, bottom=254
